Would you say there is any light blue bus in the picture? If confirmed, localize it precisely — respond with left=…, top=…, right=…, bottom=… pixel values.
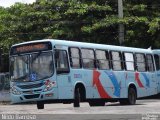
left=10, top=39, right=160, bottom=109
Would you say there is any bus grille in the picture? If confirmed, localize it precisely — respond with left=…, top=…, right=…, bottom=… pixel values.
left=17, top=82, right=44, bottom=89
left=23, top=89, right=42, bottom=94
left=24, top=94, right=40, bottom=99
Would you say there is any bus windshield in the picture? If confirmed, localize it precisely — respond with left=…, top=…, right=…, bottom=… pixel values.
left=31, top=52, right=53, bottom=80
left=10, top=55, right=29, bottom=81
left=10, top=52, right=53, bottom=82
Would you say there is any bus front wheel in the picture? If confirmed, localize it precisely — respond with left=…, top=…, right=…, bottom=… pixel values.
left=73, top=88, right=80, bottom=107
left=37, top=101, right=44, bottom=109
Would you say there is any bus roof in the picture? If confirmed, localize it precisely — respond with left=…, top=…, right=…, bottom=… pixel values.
left=11, top=39, right=153, bottom=54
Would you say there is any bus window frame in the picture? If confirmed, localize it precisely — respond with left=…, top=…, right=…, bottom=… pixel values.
left=134, top=53, right=147, bottom=72
left=68, top=47, right=82, bottom=69
left=55, top=49, right=70, bottom=74
left=110, top=50, right=124, bottom=71
left=146, top=54, right=155, bottom=72
left=10, top=50, right=54, bottom=82
left=123, top=52, right=135, bottom=71
left=81, top=48, right=96, bottom=70
left=95, top=49, right=110, bottom=70
left=154, top=54, right=160, bottom=71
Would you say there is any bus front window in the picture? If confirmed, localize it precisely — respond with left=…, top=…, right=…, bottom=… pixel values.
left=10, top=52, right=53, bottom=82
left=31, top=52, right=53, bottom=80
left=10, top=55, right=29, bottom=81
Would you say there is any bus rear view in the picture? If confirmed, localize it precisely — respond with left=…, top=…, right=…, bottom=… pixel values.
left=10, top=41, right=56, bottom=109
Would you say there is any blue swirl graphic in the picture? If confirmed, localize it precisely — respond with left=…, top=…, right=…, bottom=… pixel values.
left=104, top=71, right=120, bottom=97
left=141, top=73, right=150, bottom=87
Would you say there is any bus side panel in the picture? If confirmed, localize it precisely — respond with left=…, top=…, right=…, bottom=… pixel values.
left=102, top=71, right=127, bottom=99
left=146, top=72, right=157, bottom=96
left=156, top=71, right=160, bottom=94
left=85, top=70, right=127, bottom=99
left=89, top=70, right=113, bottom=99
left=126, top=72, right=147, bottom=98
left=137, top=72, right=157, bottom=97
left=57, top=73, right=73, bottom=99
left=125, top=71, right=158, bottom=98
left=125, top=72, right=136, bottom=97
left=83, top=70, right=95, bottom=99
left=71, top=69, right=91, bottom=97
left=113, top=71, right=126, bottom=98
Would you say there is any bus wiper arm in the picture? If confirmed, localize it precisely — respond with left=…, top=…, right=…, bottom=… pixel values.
left=31, top=52, right=42, bottom=62
left=15, top=74, right=28, bottom=81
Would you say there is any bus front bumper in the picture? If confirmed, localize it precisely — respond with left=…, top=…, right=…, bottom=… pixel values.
left=11, top=88, right=58, bottom=104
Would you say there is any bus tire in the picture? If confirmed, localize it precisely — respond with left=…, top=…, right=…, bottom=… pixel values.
left=37, top=101, right=44, bottom=109
left=120, top=87, right=136, bottom=105
left=73, top=88, right=80, bottom=107
left=128, top=87, right=136, bottom=105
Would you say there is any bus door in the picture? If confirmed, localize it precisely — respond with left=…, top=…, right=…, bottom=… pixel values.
left=145, top=54, right=157, bottom=96
left=147, top=71, right=157, bottom=96
left=154, top=54, right=160, bottom=93
left=55, top=49, right=72, bottom=99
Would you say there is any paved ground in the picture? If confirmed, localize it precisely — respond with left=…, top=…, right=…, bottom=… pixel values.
left=0, top=99, right=160, bottom=120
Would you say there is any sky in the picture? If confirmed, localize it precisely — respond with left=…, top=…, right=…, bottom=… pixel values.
left=0, top=0, right=36, bottom=8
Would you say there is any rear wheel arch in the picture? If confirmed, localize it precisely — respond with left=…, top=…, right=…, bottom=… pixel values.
left=120, top=83, right=137, bottom=105
left=128, top=83, right=137, bottom=98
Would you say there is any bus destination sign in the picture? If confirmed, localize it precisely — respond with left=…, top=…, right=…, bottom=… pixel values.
left=10, top=42, right=52, bottom=55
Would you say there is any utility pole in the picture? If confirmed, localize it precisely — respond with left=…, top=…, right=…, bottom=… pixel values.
left=118, top=0, right=124, bottom=45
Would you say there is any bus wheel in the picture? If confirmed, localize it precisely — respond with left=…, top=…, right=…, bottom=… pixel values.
left=73, top=88, right=80, bottom=107
left=120, top=87, right=136, bottom=105
left=128, top=87, right=136, bottom=105
left=37, top=101, right=44, bottom=109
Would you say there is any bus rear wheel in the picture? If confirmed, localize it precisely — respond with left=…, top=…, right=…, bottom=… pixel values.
left=128, top=87, right=136, bottom=105
left=73, top=88, right=80, bottom=107
left=120, top=87, right=136, bottom=105
left=37, top=101, right=44, bottom=109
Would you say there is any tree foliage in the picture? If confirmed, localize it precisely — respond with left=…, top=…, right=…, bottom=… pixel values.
left=0, top=0, right=160, bottom=53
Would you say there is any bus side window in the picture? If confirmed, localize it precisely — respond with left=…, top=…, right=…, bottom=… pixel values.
left=81, top=48, right=95, bottom=69
left=135, top=53, right=146, bottom=72
left=55, top=50, right=70, bottom=74
left=110, top=51, right=123, bottom=71
left=69, top=47, right=81, bottom=69
left=146, top=54, right=155, bottom=72
left=154, top=54, right=160, bottom=71
left=95, top=50, right=110, bottom=70
left=124, top=52, right=135, bottom=71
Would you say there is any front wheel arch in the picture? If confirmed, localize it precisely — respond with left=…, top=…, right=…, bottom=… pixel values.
left=73, top=83, right=86, bottom=107
left=74, top=83, right=86, bottom=101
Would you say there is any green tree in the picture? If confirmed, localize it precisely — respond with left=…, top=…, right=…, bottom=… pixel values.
left=1, top=0, right=160, bottom=52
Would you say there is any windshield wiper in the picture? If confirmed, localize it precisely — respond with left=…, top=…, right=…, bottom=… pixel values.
left=14, top=74, right=28, bottom=81
left=31, top=52, right=42, bottom=62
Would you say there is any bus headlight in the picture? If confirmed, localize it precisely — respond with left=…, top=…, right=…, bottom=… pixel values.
left=43, top=80, right=56, bottom=92
left=10, top=86, right=22, bottom=95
